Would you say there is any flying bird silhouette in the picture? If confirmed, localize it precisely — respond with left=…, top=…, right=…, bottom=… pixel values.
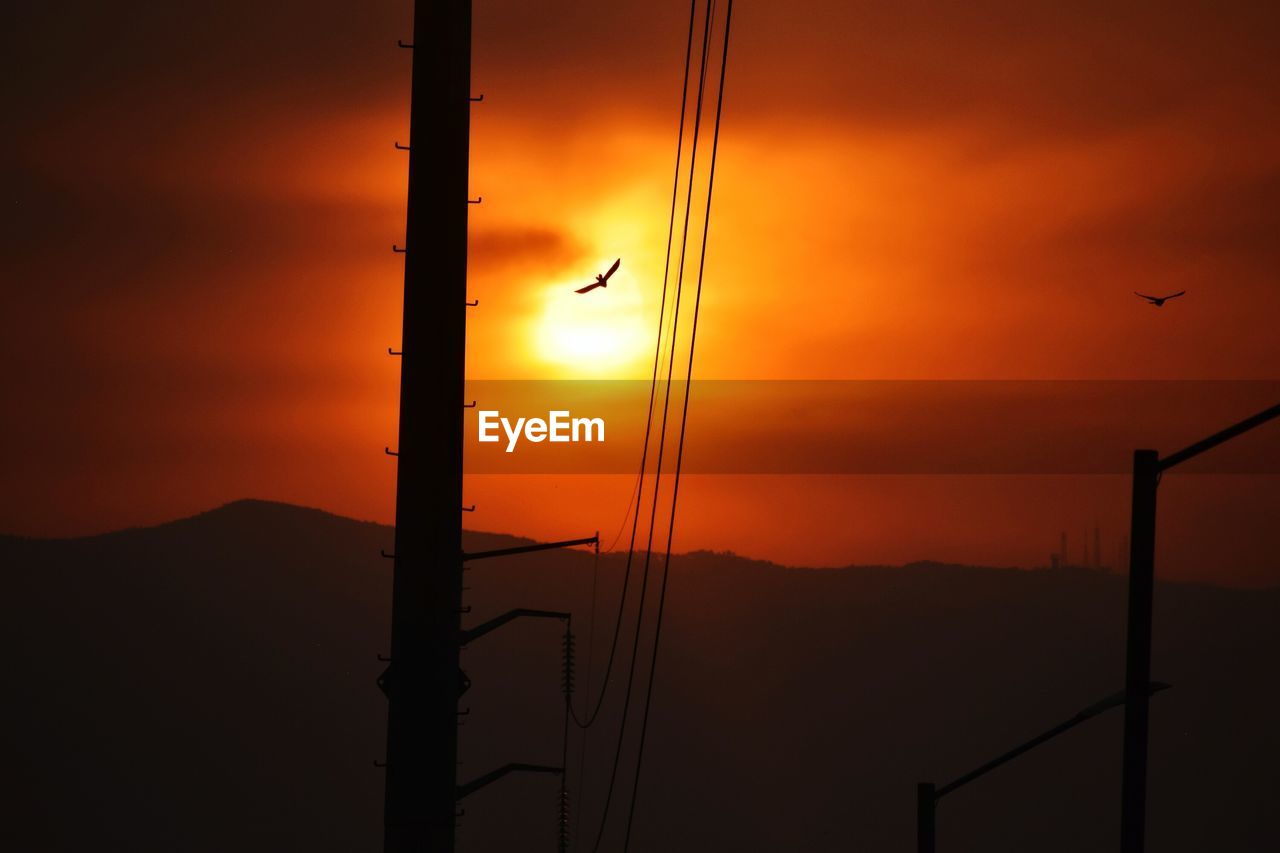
left=575, top=258, right=621, bottom=294
left=1134, top=290, right=1186, bottom=307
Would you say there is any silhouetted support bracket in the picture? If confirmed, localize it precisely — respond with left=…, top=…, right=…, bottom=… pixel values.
left=1158, top=401, right=1280, bottom=471
left=397, top=39, right=413, bottom=49
left=388, top=348, right=402, bottom=356
left=936, top=682, right=1171, bottom=799
left=456, top=763, right=562, bottom=800
left=460, top=608, right=570, bottom=645
left=462, top=505, right=476, bottom=512
left=464, top=401, right=477, bottom=409
left=393, top=244, right=406, bottom=253
left=395, top=141, right=410, bottom=151
left=921, top=683, right=1170, bottom=853
left=462, top=534, right=599, bottom=563
left=469, top=94, right=484, bottom=102
left=468, top=197, right=482, bottom=204
left=466, top=299, right=479, bottom=307
left=385, top=447, right=399, bottom=457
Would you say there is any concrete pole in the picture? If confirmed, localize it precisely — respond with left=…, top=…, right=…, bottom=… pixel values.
left=383, top=1, right=472, bottom=850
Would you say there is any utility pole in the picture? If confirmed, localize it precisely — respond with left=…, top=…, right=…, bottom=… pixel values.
left=916, top=783, right=936, bottom=853
left=381, top=1, right=473, bottom=849
left=379, top=6, right=599, bottom=850
left=1120, top=450, right=1159, bottom=853
left=1120, top=402, right=1280, bottom=853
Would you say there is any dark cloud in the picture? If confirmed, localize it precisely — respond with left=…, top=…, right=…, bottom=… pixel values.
left=2, top=1, right=408, bottom=118
left=1052, top=168, right=1280, bottom=273
left=1, top=168, right=394, bottom=306
left=7, top=0, right=1280, bottom=164
left=732, top=1, right=1280, bottom=134
left=469, top=225, right=581, bottom=272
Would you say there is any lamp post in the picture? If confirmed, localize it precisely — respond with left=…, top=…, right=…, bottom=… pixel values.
left=1120, top=401, right=1280, bottom=853
left=918, top=683, right=1170, bottom=853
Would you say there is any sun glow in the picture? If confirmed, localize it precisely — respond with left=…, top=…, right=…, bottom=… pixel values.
left=531, top=266, right=652, bottom=377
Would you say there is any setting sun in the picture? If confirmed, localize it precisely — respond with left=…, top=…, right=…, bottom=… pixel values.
left=529, top=265, right=652, bottom=376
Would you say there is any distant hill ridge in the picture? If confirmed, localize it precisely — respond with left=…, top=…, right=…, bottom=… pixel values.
left=2, top=498, right=1277, bottom=852
left=0, top=497, right=1179, bottom=582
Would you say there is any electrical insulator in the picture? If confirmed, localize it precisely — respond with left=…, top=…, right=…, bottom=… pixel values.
left=561, top=630, right=576, bottom=697
left=557, top=786, right=571, bottom=853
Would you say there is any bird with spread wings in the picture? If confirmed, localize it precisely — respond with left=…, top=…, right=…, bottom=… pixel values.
left=575, top=258, right=621, bottom=294
left=1134, top=290, right=1186, bottom=307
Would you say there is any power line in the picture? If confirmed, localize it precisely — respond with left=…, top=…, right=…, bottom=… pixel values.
left=568, top=0, right=702, bottom=735
left=568, top=0, right=702, bottom=844
left=588, top=3, right=721, bottom=845
left=603, top=476, right=641, bottom=554
left=622, top=1, right=734, bottom=849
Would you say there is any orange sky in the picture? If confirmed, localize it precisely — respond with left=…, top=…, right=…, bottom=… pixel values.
left=2, top=1, right=1277, bottom=583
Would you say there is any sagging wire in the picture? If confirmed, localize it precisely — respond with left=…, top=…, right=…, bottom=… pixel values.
left=588, top=2, right=719, bottom=851
left=568, top=0, right=702, bottom=736
left=620, top=4, right=734, bottom=850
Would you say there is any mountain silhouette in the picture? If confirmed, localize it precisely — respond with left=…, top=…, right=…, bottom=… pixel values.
left=3, top=499, right=1277, bottom=851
